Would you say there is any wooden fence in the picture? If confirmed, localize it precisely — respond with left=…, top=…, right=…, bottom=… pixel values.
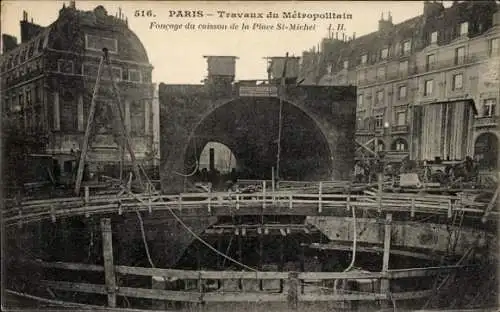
left=2, top=183, right=496, bottom=227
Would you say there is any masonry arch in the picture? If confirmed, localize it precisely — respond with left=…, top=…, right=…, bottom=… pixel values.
left=182, top=97, right=333, bottom=182
left=474, top=132, right=498, bottom=170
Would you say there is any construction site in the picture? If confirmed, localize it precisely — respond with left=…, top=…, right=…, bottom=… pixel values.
left=2, top=2, right=500, bottom=312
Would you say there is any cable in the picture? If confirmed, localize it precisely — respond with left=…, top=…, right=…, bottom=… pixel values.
left=123, top=186, right=259, bottom=273
left=135, top=209, right=155, bottom=268
left=334, top=206, right=357, bottom=293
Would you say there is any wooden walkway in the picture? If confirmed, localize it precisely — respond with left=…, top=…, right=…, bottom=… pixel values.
left=2, top=182, right=496, bottom=227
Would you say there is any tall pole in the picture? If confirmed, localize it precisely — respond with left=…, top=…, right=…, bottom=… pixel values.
left=104, top=48, right=144, bottom=189
left=276, top=53, right=288, bottom=184
left=74, top=56, right=105, bottom=195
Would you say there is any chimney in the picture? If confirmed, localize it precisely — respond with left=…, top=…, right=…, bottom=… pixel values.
left=267, top=56, right=300, bottom=81
left=20, top=12, right=44, bottom=43
left=378, top=11, right=393, bottom=32
left=2, top=34, right=18, bottom=53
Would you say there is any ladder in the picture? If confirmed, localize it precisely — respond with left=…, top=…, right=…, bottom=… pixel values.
left=74, top=48, right=144, bottom=195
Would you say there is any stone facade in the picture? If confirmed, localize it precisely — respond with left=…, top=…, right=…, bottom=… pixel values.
left=159, top=61, right=356, bottom=193
left=301, top=1, right=499, bottom=169
left=1, top=4, right=155, bottom=184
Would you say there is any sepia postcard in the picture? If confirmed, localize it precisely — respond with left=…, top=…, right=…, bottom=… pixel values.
left=1, top=1, right=499, bottom=311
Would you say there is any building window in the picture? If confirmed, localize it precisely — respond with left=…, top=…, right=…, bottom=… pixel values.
left=455, top=47, right=465, bottom=65
left=401, top=40, right=411, bottom=55
left=85, top=34, right=118, bottom=53
left=490, top=38, right=499, bottom=56
left=431, top=31, right=438, bottom=44
left=393, top=138, right=407, bottom=151
left=396, top=111, right=406, bottom=126
left=375, top=114, right=384, bottom=128
left=357, top=94, right=363, bottom=107
left=426, top=54, right=436, bottom=71
left=82, top=63, right=121, bottom=81
left=398, top=86, right=407, bottom=100
left=343, top=60, right=349, bottom=69
left=376, top=90, right=384, bottom=105
left=399, top=60, right=408, bottom=75
left=424, top=80, right=434, bottom=96
left=483, top=99, right=496, bottom=116
left=361, top=54, right=368, bottom=65
left=128, top=69, right=142, bottom=82
left=18, top=93, right=24, bottom=109
left=452, top=73, right=463, bottom=90
left=380, top=48, right=389, bottom=60
left=459, top=22, right=468, bottom=36
left=57, top=59, right=74, bottom=74
left=358, top=70, right=366, bottom=81
left=377, top=67, right=386, bottom=79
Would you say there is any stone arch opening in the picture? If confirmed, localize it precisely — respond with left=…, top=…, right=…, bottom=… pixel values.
left=198, top=141, right=238, bottom=173
left=183, top=97, right=332, bottom=185
left=391, top=138, right=408, bottom=151
left=474, top=132, right=498, bottom=170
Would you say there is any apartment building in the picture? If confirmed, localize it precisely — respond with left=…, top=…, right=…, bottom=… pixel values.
left=1, top=3, right=156, bottom=184
left=302, top=1, right=499, bottom=170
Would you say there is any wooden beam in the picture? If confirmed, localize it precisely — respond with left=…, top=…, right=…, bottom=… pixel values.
left=74, top=56, right=105, bottom=196
left=101, top=218, right=116, bottom=307
left=380, top=213, right=392, bottom=308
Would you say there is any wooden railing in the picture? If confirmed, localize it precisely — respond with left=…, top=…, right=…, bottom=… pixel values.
left=25, top=258, right=475, bottom=309
left=2, top=183, right=496, bottom=226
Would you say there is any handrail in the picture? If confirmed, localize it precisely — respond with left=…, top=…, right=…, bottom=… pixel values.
left=2, top=189, right=495, bottom=226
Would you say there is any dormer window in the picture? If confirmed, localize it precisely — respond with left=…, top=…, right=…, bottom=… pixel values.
left=431, top=31, right=438, bottom=44
left=361, top=54, right=368, bottom=65
left=380, top=48, right=389, bottom=60
left=459, top=22, right=468, bottom=36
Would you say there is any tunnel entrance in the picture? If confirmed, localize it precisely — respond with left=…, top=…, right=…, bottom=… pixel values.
left=183, top=97, right=332, bottom=186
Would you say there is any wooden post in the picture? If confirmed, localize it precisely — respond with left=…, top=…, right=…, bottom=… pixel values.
left=272, top=167, right=276, bottom=201
left=410, top=198, right=415, bottom=219
left=151, top=276, right=166, bottom=310
left=287, top=272, right=299, bottom=310
left=447, top=199, right=453, bottom=219
left=318, top=181, right=323, bottom=213
left=84, top=186, right=90, bottom=203
left=100, top=218, right=116, bottom=307
left=75, top=56, right=105, bottom=196
left=262, top=180, right=266, bottom=209
left=380, top=213, right=392, bottom=308
left=377, top=173, right=383, bottom=214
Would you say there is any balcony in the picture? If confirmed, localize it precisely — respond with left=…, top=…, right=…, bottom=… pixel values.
left=391, top=125, right=409, bottom=133
left=474, top=115, right=499, bottom=128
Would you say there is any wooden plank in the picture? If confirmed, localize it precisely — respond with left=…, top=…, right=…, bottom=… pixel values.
left=387, top=265, right=475, bottom=279
left=202, top=293, right=286, bottom=303
left=101, top=218, right=116, bottom=307
left=115, top=266, right=200, bottom=279
left=117, top=286, right=201, bottom=302
left=299, top=293, right=386, bottom=301
left=28, top=259, right=104, bottom=272
left=298, top=272, right=383, bottom=280
left=40, top=280, right=107, bottom=295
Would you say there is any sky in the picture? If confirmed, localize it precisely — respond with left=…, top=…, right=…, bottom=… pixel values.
left=1, top=1, right=455, bottom=84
